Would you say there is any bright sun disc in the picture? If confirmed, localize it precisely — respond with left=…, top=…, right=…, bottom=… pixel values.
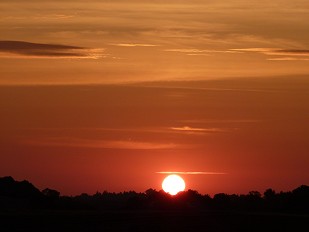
left=162, top=174, right=186, bottom=195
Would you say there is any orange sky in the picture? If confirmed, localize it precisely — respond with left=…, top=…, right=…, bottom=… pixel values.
left=0, top=0, right=308, bottom=196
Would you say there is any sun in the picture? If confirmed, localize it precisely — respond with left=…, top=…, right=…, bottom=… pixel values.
left=162, top=174, right=186, bottom=195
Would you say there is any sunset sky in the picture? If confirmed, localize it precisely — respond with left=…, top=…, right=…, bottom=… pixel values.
left=0, top=0, right=308, bottom=196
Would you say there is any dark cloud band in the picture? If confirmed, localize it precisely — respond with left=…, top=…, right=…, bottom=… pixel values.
left=0, top=40, right=103, bottom=59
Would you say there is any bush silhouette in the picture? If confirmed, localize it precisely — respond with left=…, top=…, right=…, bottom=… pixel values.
left=0, top=176, right=308, bottom=213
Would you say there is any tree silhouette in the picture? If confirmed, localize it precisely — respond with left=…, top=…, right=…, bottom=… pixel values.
left=0, top=176, right=308, bottom=213
left=42, top=188, right=60, bottom=199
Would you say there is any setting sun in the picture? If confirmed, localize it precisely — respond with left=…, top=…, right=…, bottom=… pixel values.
left=162, top=175, right=186, bottom=195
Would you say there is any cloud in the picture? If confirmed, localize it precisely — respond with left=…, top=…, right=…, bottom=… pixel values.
left=0, top=40, right=105, bottom=59
left=230, top=48, right=309, bottom=61
left=275, top=49, right=309, bottom=55
left=165, top=48, right=240, bottom=55
left=111, top=43, right=158, bottom=47
left=178, top=119, right=261, bottom=124
left=156, top=171, right=227, bottom=175
left=22, top=137, right=184, bottom=150
left=267, top=57, right=309, bottom=61
left=165, top=49, right=205, bottom=53
left=170, top=126, right=225, bottom=133
left=229, top=48, right=276, bottom=53
left=186, top=53, right=211, bottom=56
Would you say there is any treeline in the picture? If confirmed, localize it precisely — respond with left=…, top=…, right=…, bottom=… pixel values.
left=1, top=176, right=308, bottom=213
left=58, top=187, right=309, bottom=213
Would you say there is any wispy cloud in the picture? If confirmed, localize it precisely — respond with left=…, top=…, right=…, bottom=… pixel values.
left=265, top=50, right=309, bottom=60
left=178, top=119, right=261, bottom=124
left=22, top=137, right=184, bottom=150
left=0, top=40, right=105, bottom=59
left=170, top=126, right=225, bottom=133
left=165, top=48, right=240, bottom=56
left=111, top=43, right=158, bottom=47
left=230, top=48, right=309, bottom=61
left=165, top=49, right=205, bottom=53
left=186, top=53, right=211, bottom=56
left=229, top=48, right=276, bottom=53
left=267, top=57, right=309, bottom=61
left=156, top=171, right=227, bottom=175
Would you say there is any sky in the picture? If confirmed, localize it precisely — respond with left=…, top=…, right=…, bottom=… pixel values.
left=0, top=0, right=308, bottom=196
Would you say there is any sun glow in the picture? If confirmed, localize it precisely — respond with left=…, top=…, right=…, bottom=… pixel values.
left=162, top=174, right=186, bottom=195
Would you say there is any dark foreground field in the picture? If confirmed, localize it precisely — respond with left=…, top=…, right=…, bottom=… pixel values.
left=1, top=209, right=308, bottom=232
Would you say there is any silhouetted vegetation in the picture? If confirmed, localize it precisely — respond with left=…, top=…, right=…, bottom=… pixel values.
left=1, top=176, right=308, bottom=213
left=1, top=176, right=308, bottom=232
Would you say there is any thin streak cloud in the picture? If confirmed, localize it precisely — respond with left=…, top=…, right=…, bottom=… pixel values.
left=165, top=48, right=240, bottom=55
left=0, top=40, right=105, bottom=59
left=170, top=126, right=225, bottom=133
left=230, top=48, right=309, bottom=61
left=229, top=48, right=277, bottom=53
left=266, top=50, right=309, bottom=57
left=267, top=57, right=309, bottom=61
left=165, top=49, right=205, bottom=53
left=22, top=137, right=184, bottom=150
left=111, top=43, right=158, bottom=47
left=156, top=171, right=227, bottom=175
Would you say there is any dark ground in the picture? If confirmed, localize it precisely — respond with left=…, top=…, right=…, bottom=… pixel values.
left=1, top=177, right=308, bottom=231
left=1, top=209, right=308, bottom=232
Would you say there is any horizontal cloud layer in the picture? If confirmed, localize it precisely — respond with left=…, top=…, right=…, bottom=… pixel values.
left=0, top=40, right=104, bottom=59
left=230, top=48, right=309, bottom=61
left=170, top=126, right=225, bottom=134
left=111, top=43, right=158, bottom=47
left=22, top=137, right=184, bottom=150
left=156, top=171, right=227, bottom=175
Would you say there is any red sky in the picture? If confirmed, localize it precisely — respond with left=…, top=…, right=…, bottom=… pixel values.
left=0, top=0, right=309, bottom=196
